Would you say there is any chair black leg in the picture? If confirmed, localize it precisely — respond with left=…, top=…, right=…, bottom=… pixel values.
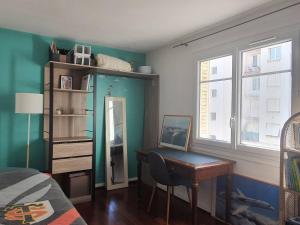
left=147, top=183, right=156, bottom=213
left=166, top=186, right=171, bottom=225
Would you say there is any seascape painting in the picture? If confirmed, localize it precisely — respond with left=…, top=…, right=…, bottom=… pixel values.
left=160, top=115, right=191, bottom=151
left=216, top=175, right=279, bottom=225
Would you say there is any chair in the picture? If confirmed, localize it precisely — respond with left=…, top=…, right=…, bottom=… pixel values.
left=147, top=151, right=192, bottom=225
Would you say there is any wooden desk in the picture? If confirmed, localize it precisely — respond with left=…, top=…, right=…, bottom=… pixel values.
left=136, top=148, right=235, bottom=225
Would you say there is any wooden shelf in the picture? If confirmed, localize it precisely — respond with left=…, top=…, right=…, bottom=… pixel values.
left=45, top=136, right=93, bottom=143
left=45, top=61, right=159, bottom=80
left=45, top=88, right=92, bottom=93
left=45, top=114, right=89, bottom=117
left=54, top=114, right=89, bottom=117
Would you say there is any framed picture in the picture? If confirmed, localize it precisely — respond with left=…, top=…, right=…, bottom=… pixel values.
left=159, top=115, right=192, bottom=151
left=60, top=75, right=72, bottom=90
left=294, top=123, right=300, bottom=149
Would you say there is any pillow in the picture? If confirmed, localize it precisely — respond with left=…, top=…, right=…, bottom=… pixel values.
left=96, top=54, right=132, bottom=72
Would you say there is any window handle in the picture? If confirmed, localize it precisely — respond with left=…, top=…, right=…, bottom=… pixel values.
left=230, top=116, right=236, bottom=128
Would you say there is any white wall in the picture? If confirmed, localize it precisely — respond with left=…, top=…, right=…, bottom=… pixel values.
left=146, top=3, right=300, bottom=213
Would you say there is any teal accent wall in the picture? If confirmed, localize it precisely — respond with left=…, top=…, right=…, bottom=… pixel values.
left=96, top=76, right=144, bottom=182
left=0, top=28, right=145, bottom=184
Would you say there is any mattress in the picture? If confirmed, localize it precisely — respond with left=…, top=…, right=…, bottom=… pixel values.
left=0, top=168, right=87, bottom=225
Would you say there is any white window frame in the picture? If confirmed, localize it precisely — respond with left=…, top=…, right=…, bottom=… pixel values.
left=195, top=48, right=236, bottom=150
left=236, top=38, right=293, bottom=153
left=194, top=28, right=299, bottom=159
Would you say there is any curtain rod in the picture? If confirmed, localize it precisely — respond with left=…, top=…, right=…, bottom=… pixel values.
left=172, top=2, right=300, bottom=48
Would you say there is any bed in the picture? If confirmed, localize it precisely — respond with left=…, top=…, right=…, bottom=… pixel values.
left=0, top=168, right=87, bottom=225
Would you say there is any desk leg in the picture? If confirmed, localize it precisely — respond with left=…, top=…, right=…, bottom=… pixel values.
left=137, top=160, right=142, bottom=199
left=225, top=173, right=232, bottom=223
left=192, top=183, right=199, bottom=225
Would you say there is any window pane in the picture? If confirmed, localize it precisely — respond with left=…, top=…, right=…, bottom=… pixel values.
left=240, top=73, right=291, bottom=149
left=199, top=80, right=232, bottom=142
left=242, top=41, right=291, bottom=76
left=200, top=55, right=232, bottom=81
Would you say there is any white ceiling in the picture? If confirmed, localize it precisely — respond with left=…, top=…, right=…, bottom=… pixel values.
left=0, top=0, right=274, bottom=52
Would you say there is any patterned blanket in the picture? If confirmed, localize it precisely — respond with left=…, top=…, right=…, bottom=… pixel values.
left=0, top=168, right=87, bottom=225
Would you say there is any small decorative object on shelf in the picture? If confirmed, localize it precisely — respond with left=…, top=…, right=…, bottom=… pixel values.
left=280, top=112, right=300, bottom=225
left=138, top=66, right=152, bottom=74
left=56, top=108, right=63, bottom=115
left=60, top=75, right=72, bottom=90
left=49, top=42, right=69, bottom=63
left=73, top=44, right=91, bottom=66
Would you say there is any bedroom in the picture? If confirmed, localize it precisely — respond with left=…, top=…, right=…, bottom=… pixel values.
left=1, top=1, right=300, bottom=225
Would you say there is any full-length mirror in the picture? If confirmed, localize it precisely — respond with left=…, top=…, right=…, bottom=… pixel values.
left=105, top=96, right=128, bottom=190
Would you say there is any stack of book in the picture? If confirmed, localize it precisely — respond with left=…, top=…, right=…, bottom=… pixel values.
left=286, top=155, right=300, bottom=192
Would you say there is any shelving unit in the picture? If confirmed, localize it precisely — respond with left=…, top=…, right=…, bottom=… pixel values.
left=280, top=112, right=300, bottom=224
left=44, top=61, right=159, bottom=204
left=44, top=61, right=96, bottom=204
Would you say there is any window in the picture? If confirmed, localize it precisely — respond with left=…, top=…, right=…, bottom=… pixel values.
left=212, top=66, right=217, bottom=75
left=267, top=74, right=281, bottom=87
left=252, top=77, right=260, bottom=91
left=240, top=41, right=291, bottom=149
left=209, top=135, right=216, bottom=140
left=196, top=40, right=292, bottom=151
left=211, top=89, right=217, bottom=97
left=198, top=55, right=232, bottom=143
left=266, top=99, right=280, bottom=112
left=265, top=123, right=281, bottom=137
left=268, top=46, right=281, bottom=61
left=252, top=55, right=258, bottom=67
left=211, top=112, right=216, bottom=120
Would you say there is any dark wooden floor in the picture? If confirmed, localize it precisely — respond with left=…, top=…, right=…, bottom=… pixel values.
left=75, top=183, right=225, bottom=225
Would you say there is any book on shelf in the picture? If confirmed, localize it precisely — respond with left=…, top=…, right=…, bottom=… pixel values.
left=81, top=74, right=91, bottom=91
left=285, top=154, right=300, bottom=192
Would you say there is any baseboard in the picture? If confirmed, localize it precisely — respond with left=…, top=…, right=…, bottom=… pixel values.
left=95, top=177, right=137, bottom=188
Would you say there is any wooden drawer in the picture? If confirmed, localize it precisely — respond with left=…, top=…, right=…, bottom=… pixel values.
left=53, top=142, right=92, bottom=159
left=52, top=156, right=92, bottom=174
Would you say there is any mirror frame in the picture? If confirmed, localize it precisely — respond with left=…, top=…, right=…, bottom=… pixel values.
left=105, top=96, right=128, bottom=190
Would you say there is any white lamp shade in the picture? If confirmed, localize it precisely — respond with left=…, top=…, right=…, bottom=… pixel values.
left=15, top=93, right=43, bottom=114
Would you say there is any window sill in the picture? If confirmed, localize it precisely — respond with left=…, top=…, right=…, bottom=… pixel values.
left=191, top=141, right=280, bottom=167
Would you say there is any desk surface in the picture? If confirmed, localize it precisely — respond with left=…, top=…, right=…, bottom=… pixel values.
left=138, top=148, right=234, bottom=169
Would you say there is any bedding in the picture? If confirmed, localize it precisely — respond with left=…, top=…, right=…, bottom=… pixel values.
left=96, top=54, right=132, bottom=72
left=0, top=168, right=87, bottom=225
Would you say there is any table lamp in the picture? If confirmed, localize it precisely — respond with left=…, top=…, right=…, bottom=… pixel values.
left=15, top=93, right=43, bottom=168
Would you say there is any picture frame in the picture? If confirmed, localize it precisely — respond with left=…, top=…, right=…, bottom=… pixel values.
left=159, top=115, right=192, bottom=151
left=294, top=123, right=300, bottom=149
left=60, top=75, right=72, bottom=90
